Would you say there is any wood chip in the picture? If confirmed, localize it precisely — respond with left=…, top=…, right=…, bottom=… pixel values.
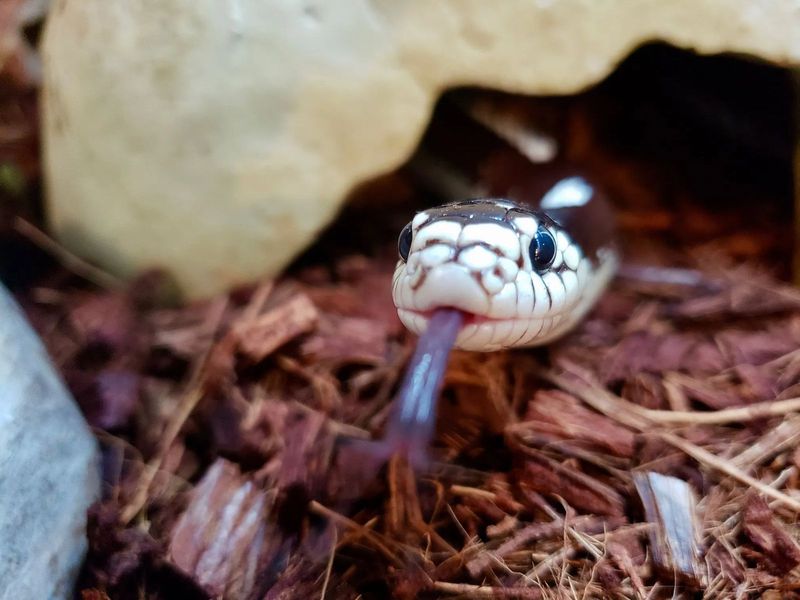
left=633, top=471, right=704, bottom=585
left=519, top=450, right=626, bottom=517
left=742, top=494, right=800, bottom=574
left=521, top=390, right=636, bottom=457
left=234, top=293, right=318, bottom=362
left=15, top=80, right=800, bottom=599
left=168, top=459, right=272, bottom=599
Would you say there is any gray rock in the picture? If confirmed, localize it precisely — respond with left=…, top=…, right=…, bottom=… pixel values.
left=0, top=284, right=100, bottom=599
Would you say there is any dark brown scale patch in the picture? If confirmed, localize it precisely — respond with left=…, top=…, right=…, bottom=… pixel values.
left=423, top=238, right=449, bottom=249
left=421, top=199, right=517, bottom=227
left=422, top=198, right=558, bottom=241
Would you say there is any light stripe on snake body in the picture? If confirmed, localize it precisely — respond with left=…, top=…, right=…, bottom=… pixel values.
left=391, top=177, right=619, bottom=351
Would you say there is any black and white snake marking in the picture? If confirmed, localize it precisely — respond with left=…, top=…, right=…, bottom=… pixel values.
left=392, top=177, right=619, bottom=351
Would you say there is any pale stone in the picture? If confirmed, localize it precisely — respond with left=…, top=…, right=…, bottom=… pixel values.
left=42, top=0, right=800, bottom=297
left=0, top=285, right=99, bottom=599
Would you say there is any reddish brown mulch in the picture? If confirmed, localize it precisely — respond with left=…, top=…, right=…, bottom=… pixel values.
left=13, top=215, right=800, bottom=599
left=2, top=12, right=800, bottom=597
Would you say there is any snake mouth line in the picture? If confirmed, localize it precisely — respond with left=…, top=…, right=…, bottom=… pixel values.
left=399, top=307, right=500, bottom=327
left=398, top=307, right=566, bottom=327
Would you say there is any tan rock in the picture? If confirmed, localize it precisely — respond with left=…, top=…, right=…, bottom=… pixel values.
left=42, top=0, right=800, bottom=297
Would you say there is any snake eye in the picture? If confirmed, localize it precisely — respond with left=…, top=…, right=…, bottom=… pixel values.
left=529, top=228, right=557, bottom=272
left=398, top=223, right=413, bottom=261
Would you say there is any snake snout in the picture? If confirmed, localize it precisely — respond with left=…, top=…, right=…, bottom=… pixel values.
left=413, top=263, right=490, bottom=315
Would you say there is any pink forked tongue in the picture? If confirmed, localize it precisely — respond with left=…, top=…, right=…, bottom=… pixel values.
left=373, top=307, right=464, bottom=469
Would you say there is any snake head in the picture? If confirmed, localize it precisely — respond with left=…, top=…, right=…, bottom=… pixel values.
left=392, top=197, right=616, bottom=351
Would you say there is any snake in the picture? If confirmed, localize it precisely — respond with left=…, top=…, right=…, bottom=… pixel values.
left=391, top=176, right=619, bottom=351
left=372, top=101, right=621, bottom=464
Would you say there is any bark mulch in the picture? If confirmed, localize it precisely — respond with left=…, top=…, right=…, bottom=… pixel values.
left=1, top=12, right=799, bottom=596
left=16, top=203, right=800, bottom=598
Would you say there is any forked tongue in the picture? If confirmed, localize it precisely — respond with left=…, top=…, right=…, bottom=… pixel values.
left=377, top=307, right=464, bottom=469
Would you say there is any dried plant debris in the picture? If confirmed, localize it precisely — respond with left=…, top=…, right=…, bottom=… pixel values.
left=742, top=494, right=800, bottom=576
left=16, top=233, right=800, bottom=599
left=9, top=86, right=800, bottom=599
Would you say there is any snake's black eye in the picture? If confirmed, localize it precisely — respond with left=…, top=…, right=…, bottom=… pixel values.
left=529, top=228, right=557, bottom=272
left=398, top=223, right=413, bottom=261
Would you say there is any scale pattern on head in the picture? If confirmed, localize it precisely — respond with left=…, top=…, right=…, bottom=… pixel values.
left=392, top=198, right=615, bottom=351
